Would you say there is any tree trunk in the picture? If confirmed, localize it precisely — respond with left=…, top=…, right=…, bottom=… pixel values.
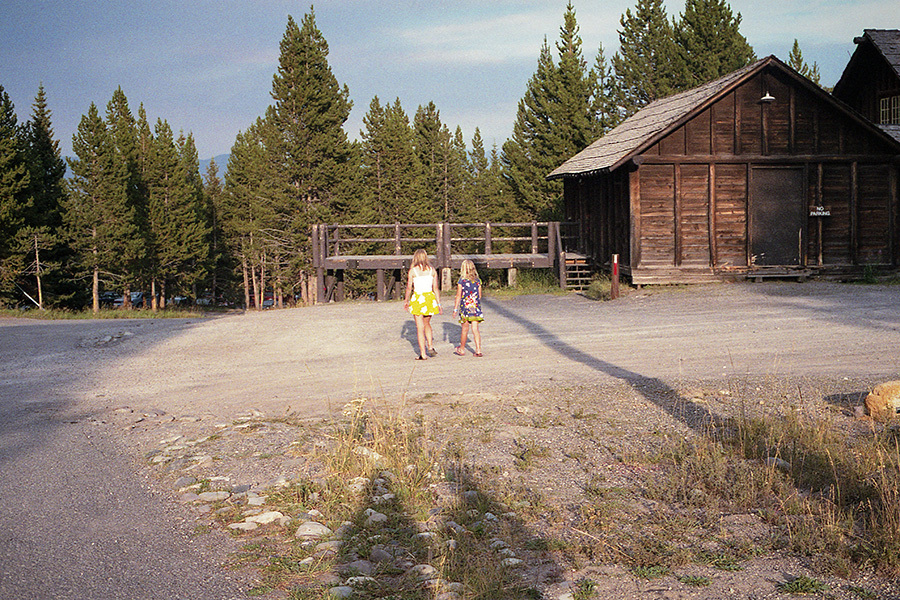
left=33, top=235, right=43, bottom=310
left=151, top=279, right=158, bottom=312
left=92, top=266, right=99, bottom=315
left=160, top=280, right=166, bottom=310
left=241, top=254, right=250, bottom=310
left=251, top=264, right=260, bottom=311
left=300, top=271, right=309, bottom=306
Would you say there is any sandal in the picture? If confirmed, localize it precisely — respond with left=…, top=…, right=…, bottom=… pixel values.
left=474, top=352, right=483, bottom=357
left=453, top=347, right=465, bottom=356
left=427, top=347, right=438, bottom=357
left=416, top=356, right=427, bottom=360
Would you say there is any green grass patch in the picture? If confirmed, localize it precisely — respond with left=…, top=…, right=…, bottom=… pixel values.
left=777, top=575, right=829, bottom=595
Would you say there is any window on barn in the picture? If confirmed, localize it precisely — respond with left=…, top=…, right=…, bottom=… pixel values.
left=880, top=95, right=900, bottom=124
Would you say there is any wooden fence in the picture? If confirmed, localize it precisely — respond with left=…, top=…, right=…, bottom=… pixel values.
left=311, top=221, right=577, bottom=302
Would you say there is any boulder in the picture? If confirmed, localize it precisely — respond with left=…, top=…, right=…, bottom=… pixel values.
left=865, top=381, right=900, bottom=421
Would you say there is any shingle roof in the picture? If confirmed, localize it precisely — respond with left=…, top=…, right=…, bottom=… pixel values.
left=859, top=29, right=900, bottom=79
left=881, top=125, right=900, bottom=143
left=548, top=57, right=769, bottom=179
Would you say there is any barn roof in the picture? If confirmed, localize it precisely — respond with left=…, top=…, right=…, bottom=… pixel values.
left=548, top=57, right=771, bottom=179
left=549, top=53, right=900, bottom=180
left=858, top=29, right=900, bottom=78
left=833, top=29, right=900, bottom=97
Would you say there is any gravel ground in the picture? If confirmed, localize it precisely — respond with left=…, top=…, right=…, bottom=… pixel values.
left=2, top=280, right=900, bottom=598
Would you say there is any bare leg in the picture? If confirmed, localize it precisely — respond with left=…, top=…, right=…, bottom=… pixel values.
left=471, top=321, right=482, bottom=355
left=414, top=315, right=427, bottom=358
left=423, top=315, right=434, bottom=354
left=459, top=321, right=470, bottom=352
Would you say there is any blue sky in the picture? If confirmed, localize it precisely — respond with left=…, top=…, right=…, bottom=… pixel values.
left=1, top=0, right=896, bottom=161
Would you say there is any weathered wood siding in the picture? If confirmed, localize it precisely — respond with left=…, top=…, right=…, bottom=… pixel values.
left=627, top=67, right=898, bottom=280
left=833, top=41, right=900, bottom=123
left=566, top=61, right=899, bottom=284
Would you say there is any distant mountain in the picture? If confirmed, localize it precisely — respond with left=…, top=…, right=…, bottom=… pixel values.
left=200, top=154, right=230, bottom=175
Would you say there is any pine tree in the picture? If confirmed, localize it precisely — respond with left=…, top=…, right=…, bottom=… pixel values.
left=591, top=44, right=623, bottom=136
left=65, top=103, right=141, bottom=313
left=269, top=10, right=353, bottom=278
left=787, top=39, right=821, bottom=85
left=360, top=97, right=422, bottom=224
left=145, top=119, right=207, bottom=309
left=613, top=0, right=683, bottom=116
left=467, top=129, right=514, bottom=222
left=413, top=103, right=467, bottom=221
left=203, top=158, right=231, bottom=303
left=23, top=85, right=65, bottom=230
left=105, top=88, right=146, bottom=304
left=552, top=3, right=597, bottom=153
left=21, top=85, right=68, bottom=308
left=0, top=85, right=30, bottom=304
left=176, top=131, right=211, bottom=298
left=674, top=0, right=755, bottom=88
left=502, top=3, right=600, bottom=220
left=413, top=101, right=444, bottom=221
left=223, top=119, right=274, bottom=309
left=502, top=41, right=561, bottom=219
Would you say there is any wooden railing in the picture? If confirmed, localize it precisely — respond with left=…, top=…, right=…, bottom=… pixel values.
left=311, top=221, right=578, bottom=302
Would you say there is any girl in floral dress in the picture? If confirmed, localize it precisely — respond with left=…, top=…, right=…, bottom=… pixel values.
left=452, top=259, right=484, bottom=357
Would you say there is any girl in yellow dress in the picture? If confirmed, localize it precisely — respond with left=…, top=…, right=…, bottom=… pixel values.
left=403, top=249, right=442, bottom=360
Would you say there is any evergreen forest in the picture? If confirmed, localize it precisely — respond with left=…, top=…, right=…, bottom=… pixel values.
left=0, top=1, right=822, bottom=312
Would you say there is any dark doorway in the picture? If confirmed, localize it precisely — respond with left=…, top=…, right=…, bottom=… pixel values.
left=750, top=167, right=805, bottom=266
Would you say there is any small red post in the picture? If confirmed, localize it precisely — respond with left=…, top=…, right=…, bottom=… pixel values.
left=611, top=254, right=620, bottom=300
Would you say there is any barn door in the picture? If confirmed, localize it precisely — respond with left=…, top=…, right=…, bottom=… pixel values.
left=749, top=167, right=805, bottom=266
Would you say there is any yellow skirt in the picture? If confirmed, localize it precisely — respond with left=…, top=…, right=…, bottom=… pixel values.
left=409, top=291, right=440, bottom=316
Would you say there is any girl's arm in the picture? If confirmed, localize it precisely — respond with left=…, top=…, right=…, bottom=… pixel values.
left=432, top=268, right=442, bottom=313
left=453, top=282, right=462, bottom=313
left=403, top=268, right=414, bottom=307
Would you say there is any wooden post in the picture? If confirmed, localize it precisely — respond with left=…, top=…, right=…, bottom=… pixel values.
left=336, top=270, right=344, bottom=302
left=316, top=225, right=326, bottom=304
left=531, top=221, right=538, bottom=254
left=394, top=222, right=402, bottom=255
left=485, top=223, right=492, bottom=254
left=507, top=268, right=517, bottom=287
left=376, top=269, right=385, bottom=301
left=611, top=254, right=620, bottom=300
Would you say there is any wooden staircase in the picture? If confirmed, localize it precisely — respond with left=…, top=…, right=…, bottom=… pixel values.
left=564, top=254, right=593, bottom=291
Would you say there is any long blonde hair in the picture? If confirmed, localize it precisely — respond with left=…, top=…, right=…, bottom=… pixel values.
left=411, top=248, right=432, bottom=272
left=459, top=259, right=480, bottom=283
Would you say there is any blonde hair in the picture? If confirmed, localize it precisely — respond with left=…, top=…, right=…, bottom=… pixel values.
left=411, top=248, right=432, bottom=271
left=459, top=259, right=480, bottom=283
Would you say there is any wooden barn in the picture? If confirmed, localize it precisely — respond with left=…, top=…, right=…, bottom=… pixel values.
left=549, top=55, right=900, bottom=284
left=832, top=29, right=900, bottom=143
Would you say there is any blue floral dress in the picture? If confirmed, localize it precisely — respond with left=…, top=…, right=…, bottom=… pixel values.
left=457, top=277, right=483, bottom=323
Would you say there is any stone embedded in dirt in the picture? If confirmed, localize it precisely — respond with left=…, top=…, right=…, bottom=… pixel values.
left=406, top=564, right=438, bottom=580
left=227, top=521, right=258, bottom=531
left=315, top=541, right=342, bottom=557
left=245, top=511, right=288, bottom=525
left=295, top=521, right=332, bottom=539
left=327, top=585, right=353, bottom=599
left=197, top=491, right=230, bottom=502
left=364, top=508, right=388, bottom=526
left=173, top=476, right=196, bottom=489
left=340, top=560, right=374, bottom=576
left=369, top=546, right=392, bottom=563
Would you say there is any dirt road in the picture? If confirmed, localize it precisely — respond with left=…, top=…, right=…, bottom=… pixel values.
left=12, top=280, right=896, bottom=422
